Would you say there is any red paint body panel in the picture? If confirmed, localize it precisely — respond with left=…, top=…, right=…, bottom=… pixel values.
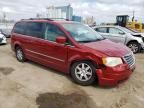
left=11, top=20, right=135, bottom=86
left=96, top=64, right=135, bottom=86
left=82, top=39, right=130, bottom=57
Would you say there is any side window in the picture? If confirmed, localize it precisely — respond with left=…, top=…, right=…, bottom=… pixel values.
left=13, top=22, right=25, bottom=34
left=25, top=22, right=44, bottom=38
left=45, top=24, right=65, bottom=42
left=109, top=28, right=124, bottom=34
left=95, top=27, right=107, bottom=33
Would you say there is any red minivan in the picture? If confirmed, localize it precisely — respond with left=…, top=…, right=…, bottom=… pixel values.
left=11, top=18, right=135, bottom=86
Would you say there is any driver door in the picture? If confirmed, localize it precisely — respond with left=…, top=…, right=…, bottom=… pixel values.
left=108, top=27, right=126, bottom=44
left=40, top=23, right=68, bottom=70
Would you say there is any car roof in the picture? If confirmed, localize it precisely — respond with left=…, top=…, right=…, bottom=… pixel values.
left=93, top=25, right=121, bottom=29
left=19, top=18, right=80, bottom=24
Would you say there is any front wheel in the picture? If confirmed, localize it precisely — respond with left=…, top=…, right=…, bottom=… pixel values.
left=127, top=42, right=140, bottom=54
left=71, top=61, right=96, bottom=86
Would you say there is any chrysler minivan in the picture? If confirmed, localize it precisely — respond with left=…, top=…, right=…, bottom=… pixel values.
left=11, top=18, right=135, bottom=86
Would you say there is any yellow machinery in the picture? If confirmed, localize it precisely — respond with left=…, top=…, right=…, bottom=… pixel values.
left=116, top=15, right=144, bottom=32
left=126, top=21, right=144, bottom=32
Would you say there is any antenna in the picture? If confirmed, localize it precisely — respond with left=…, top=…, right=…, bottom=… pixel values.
left=132, top=10, right=135, bottom=22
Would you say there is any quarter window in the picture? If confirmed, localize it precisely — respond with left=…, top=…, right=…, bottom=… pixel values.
left=13, top=22, right=25, bottom=34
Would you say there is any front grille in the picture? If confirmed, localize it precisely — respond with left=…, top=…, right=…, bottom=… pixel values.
left=123, top=53, right=135, bottom=68
left=142, top=37, right=144, bottom=42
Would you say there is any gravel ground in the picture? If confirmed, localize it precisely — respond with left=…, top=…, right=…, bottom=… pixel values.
left=0, top=40, right=144, bottom=108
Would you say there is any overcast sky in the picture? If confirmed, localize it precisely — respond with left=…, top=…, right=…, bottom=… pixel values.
left=0, top=0, right=144, bottom=24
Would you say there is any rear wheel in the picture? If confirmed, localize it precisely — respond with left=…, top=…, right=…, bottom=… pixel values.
left=71, top=61, right=96, bottom=86
left=15, top=47, right=26, bottom=62
left=127, top=42, right=140, bottom=54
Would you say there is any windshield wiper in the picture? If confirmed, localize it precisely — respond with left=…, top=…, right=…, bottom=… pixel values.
left=78, top=40, right=94, bottom=43
left=78, top=38, right=105, bottom=43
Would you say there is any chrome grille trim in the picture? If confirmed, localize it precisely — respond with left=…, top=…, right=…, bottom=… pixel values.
left=123, top=52, right=135, bottom=68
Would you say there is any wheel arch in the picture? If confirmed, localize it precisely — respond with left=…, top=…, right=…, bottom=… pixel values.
left=14, top=42, right=22, bottom=51
left=126, top=40, right=139, bottom=46
left=15, top=44, right=20, bottom=50
left=70, top=59, right=97, bottom=69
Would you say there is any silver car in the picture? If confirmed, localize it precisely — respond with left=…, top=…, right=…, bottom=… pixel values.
left=0, top=28, right=12, bottom=38
left=93, top=25, right=144, bottom=53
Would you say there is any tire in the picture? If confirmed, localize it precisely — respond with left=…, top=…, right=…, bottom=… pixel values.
left=71, top=61, right=96, bottom=86
left=127, top=42, right=140, bottom=54
left=15, top=47, right=26, bottom=62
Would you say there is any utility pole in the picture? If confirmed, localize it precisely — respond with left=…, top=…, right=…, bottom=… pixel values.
left=3, top=12, right=8, bottom=28
left=0, top=7, right=2, bottom=24
left=3, top=12, right=6, bottom=21
left=36, top=13, right=41, bottom=18
left=132, top=10, right=135, bottom=22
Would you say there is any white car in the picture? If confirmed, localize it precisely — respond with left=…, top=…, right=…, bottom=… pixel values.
left=0, top=32, right=7, bottom=44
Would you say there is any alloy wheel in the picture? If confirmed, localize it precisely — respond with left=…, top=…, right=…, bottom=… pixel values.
left=75, top=63, right=93, bottom=82
left=16, top=49, right=23, bottom=61
left=128, top=43, right=139, bottom=53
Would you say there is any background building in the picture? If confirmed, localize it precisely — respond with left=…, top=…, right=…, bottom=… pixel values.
left=72, top=15, right=82, bottom=22
left=46, top=5, right=73, bottom=20
left=83, top=16, right=96, bottom=26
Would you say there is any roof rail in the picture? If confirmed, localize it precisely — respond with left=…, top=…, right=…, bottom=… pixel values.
left=28, top=18, right=53, bottom=21
left=49, top=18, right=70, bottom=21
left=21, top=18, right=53, bottom=21
left=21, top=18, right=70, bottom=21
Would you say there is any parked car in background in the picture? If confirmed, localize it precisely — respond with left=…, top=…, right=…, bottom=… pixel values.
left=0, top=31, right=7, bottom=44
left=11, top=19, right=135, bottom=86
left=93, top=25, right=144, bottom=53
left=0, top=28, right=12, bottom=38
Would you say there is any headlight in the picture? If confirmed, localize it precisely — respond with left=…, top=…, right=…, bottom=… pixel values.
left=2, top=35, right=6, bottom=39
left=102, top=57, right=123, bottom=67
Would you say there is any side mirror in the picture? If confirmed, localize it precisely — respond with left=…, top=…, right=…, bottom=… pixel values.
left=56, top=36, right=66, bottom=44
left=119, top=31, right=125, bottom=35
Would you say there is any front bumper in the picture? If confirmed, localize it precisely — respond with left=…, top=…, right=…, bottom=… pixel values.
left=140, top=42, right=144, bottom=49
left=96, top=64, right=135, bottom=86
left=0, top=38, right=7, bottom=44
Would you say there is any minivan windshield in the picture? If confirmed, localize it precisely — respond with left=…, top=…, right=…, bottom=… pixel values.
left=61, top=23, right=104, bottom=43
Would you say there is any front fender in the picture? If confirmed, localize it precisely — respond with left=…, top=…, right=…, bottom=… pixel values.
left=67, top=53, right=102, bottom=70
left=126, top=34, right=143, bottom=44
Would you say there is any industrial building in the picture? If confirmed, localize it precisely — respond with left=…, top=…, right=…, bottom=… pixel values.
left=72, top=15, right=82, bottom=22
left=46, top=5, right=82, bottom=22
left=46, top=5, right=73, bottom=20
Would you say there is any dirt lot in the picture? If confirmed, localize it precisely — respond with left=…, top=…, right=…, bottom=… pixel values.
left=0, top=40, right=144, bottom=108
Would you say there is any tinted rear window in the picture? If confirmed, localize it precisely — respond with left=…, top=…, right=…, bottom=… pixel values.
left=13, top=22, right=26, bottom=34
left=25, top=22, right=44, bottom=38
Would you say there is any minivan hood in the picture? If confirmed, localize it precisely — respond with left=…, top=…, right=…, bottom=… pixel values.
left=82, top=39, right=130, bottom=57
